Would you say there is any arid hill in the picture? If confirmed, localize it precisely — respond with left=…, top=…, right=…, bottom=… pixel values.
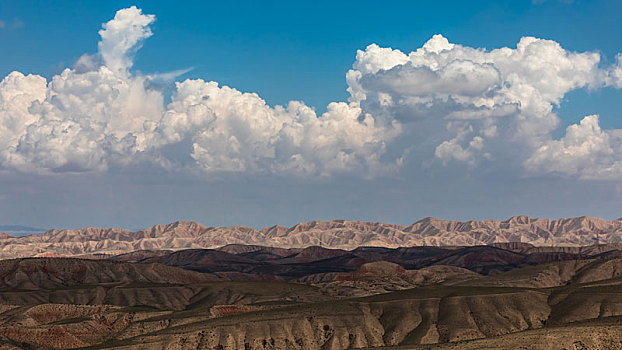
left=1, top=216, right=622, bottom=259
left=2, top=253, right=622, bottom=349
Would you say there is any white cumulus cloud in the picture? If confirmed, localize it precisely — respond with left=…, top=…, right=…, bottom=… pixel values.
left=98, top=6, right=155, bottom=76
left=157, top=80, right=400, bottom=176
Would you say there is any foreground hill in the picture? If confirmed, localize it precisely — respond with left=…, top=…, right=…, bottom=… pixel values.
left=1, top=216, right=622, bottom=259
left=2, top=255, right=622, bottom=349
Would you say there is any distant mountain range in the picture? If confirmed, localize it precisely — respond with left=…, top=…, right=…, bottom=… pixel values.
left=0, top=216, right=621, bottom=259
left=0, top=225, right=46, bottom=237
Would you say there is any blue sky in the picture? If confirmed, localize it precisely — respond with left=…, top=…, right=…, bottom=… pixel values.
left=0, top=0, right=621, bottom=229
left=2, top=0, right=621, bottom=116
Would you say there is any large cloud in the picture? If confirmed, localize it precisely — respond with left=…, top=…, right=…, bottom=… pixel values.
left=0, top=7, right=399, bottom=176
left=0, top=7, right=621, bottom=180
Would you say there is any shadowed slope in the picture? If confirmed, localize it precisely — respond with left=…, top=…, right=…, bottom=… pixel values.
left=0, top=258, right=217, bottom=289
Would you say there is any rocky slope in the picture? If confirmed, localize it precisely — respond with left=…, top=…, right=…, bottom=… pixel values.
left=1, top=216, right=622, bottom=259
left=294, top=261, right=481, bottom=297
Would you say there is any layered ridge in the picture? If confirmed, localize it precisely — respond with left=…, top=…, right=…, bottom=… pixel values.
left=0, top=216, right=621, bottom=259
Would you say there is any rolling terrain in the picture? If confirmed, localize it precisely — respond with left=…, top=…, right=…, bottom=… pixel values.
left=0, top=242, right=621, bottom=349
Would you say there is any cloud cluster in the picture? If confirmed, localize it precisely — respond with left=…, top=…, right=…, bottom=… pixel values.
left=0, top=6, right=399, bottom=176
left=0, top=6, right=621, bottom=180
left=348, top=34, right=622, bottom=178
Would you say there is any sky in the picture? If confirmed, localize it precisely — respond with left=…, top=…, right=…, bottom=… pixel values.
left=0, top=0, right=621, bottom=230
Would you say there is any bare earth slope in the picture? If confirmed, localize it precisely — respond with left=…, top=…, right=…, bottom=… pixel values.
left=1, top=216, right=622, bottom=259
left=1, top=254, right=622, bottom=349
